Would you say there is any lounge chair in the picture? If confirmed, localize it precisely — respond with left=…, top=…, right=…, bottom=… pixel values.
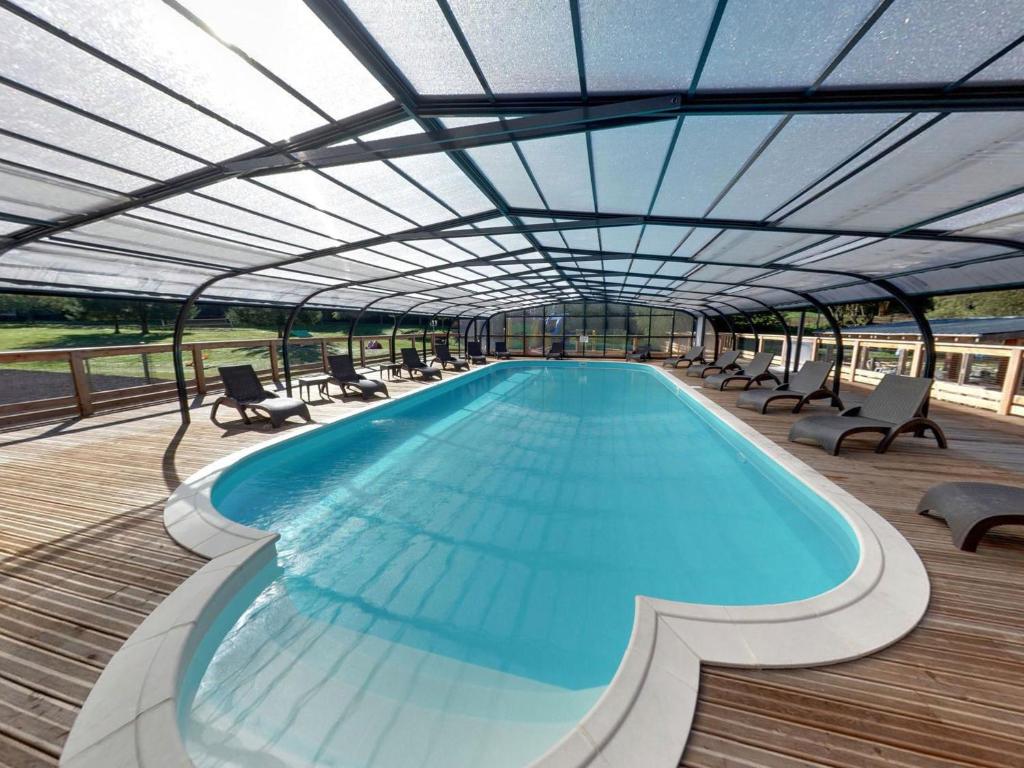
left=702, top=351, right=780, bottom=391
left=326, top=355, right=389, bottom=400
left=401, top=346, right=443, bottom=380
left=431, top=342, right=469, bottom=371
left=736, top=360, right=837, bottom=414
left=662, top=345, right=704, bottom=369
left=493, top=341, right=512, bottom=359
left=546, top=341, right=565, bottom=359
left=789, top=374, right=948, bottom=455
left=211, top=364, right=311, bottom=428
left=625, top=344, right=654, bottom=361
left=916, top=482, right=1024, bottom=551
left=466, top=340, right=488, bottom=365
left=685, top=349, right=742, bottom=379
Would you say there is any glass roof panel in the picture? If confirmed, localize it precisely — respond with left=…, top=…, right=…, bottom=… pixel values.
left=0, top=164, right=127, bottom=221
left=652, top=115, right=781, bottom=217
left=325, top=162, right=453, bottom=225
left=259, top=170, right=411, bottom=234
left=697, top=229, right=828, bottom=265
left=969, top=40, right=1024, bottom=84
left=579, top=0, right=717, bottom=91
left=130, top=208, right=306, bottom=255
left=890, top=256, right=1024, bottom=296
left=0, top=133, right=150, bottom=193
left=592, top=121, right=677, bottom=214
left=18, top=0, right=324, bottom=140
left=177, top=0, right=389, bottom=120
left=518, top=133, right=594, bottom=211
left=0, top=83, right=201, bottom=179
left=389, top=153, right=493, bottom=216
left=0, top=7, right=258, bottom=162
left=825, top=0, right=1024, bottom=87
left=465, top=143, right=544, bottom=208
left=447, top=0, right=579, bottom=93
left=344, top=0, right=483, bottom=95
left=698, top=0, right=878, bottom=89
left=710, top=114, right=902, bottom=221
left=784, top=112, right=1024, bottom=230
left=638, top=225, right=689, bottom=255
left=598, top=225, right=644, bottom=253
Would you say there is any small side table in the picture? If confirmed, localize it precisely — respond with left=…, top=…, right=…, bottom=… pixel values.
left=377, top=362, right=403, bottom=380
left=297, top=373, right=331, bottom=402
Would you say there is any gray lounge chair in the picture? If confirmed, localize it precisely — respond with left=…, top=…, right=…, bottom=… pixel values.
left=736, top=360, right=838, bottom=414
left=211, top=365, right=311, bottom=428
left=917, top=482, right=1024, bottom=551
left=702, top=351, right=780, bottom=391
left=466, top=340, right=488, bottom=365
left=546, top=341, right=565, bottom=359
left=789, top=374, right=948, bottom=455
left=494, top=340, right=512, bottom=359
left=431, top=342, right=469, bottom=371
left=686, top=349, right=742, bottom=379
left=625, top=344, right=654, bottom=361
left=327, top=355, right=389, bottom=400
left=662, top=345, right=704, bottom=369
left=401, top=346, right=443, bottom=380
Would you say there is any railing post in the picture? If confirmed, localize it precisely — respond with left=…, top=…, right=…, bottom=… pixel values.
left=910, top=341, right=924, bottom=377
left=359, top=338, right=366, bottom=366
left=68, top=352, right=94, bottom=417
left=191, top=344, right=206, bottom=394
left=320, top=339, right=329, bottom=371
left=269, top=340, right=280, bottom=382
left=1000, top=348, right=1023, bottom=416
left=847, top=339, right=861, bottom=382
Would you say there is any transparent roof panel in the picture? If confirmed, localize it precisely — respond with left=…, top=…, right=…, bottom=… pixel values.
left=390, top=154, right=493, bottom=216
left=447, top=0, right=579, bottom=93
left=699, top=0, right=877, bottom=89
left=176, top=0, right=389, bottom=120
left=969, top=40, right=1024, bottom=84
left=518, top=133, right=594, bottom=211
left=710, top=114, right=902, bottom=221
left=0, top=164, right=127, bottom=221
left=19, top=0, right=324, bottom=140
left=0, top=83, right=201, bottom=179
left=325, top=162, right=454, bottom=225
left=579, top=0, right=718, bottom=91
left=344, top=0, right=483, bottom=95
left=465, top=143, right=544, bottom=208
left=784, top=112, right=1024, bottom=231
left=653, top=115, right=781, bottom=217
left=130, top=208, right=307, bottom=255
left=592, top=121, right=677, bottom=214
left=0, top=133, right=151, bottom=193
left=825, top=0, right=1024, bottom=87
left=0, top=7, right=258, bottom=162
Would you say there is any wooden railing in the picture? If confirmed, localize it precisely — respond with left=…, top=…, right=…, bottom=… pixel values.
left=729, top=333, right=1024, bottom=418
left=0, top=333, right=433, bottom=429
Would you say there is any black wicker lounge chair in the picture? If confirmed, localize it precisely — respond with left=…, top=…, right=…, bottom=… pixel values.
left=546, top=341, right=565, bottom=359
left=685, top=349, right=741, bottom=379
left=625, top=344, right=654, bottom=361
left=736, top=360, right=837, bottom=414
left=702, top=351, right=780, bottom=391
left=327, top=355, right=389, bottom=400
left=431, top=342, right=469, bottom=371
left=662, top=345, right=704, bottom=369
left=789, top=374, right=948, bottom=455
left=466, top=340, right=488, bottom=364
left=493, top=340, right=512, bottom=359
left=211, top=365, right=311, bottom=428
left=401, top=346, right=443, bottom=380
left=917, top=482, right=1024, bottom=551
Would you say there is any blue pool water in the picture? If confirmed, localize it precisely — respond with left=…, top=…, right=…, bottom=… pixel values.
left=185, top=362, right=858, bottom=767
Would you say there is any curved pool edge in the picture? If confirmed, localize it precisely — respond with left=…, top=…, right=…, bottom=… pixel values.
left=60, top=361, right=930, bottom=768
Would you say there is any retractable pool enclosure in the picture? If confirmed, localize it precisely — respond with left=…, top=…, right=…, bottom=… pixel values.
left=2, top=0, right=1024, bottom=422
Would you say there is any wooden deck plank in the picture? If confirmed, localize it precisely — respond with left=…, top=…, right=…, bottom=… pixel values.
left=0, top=365, right=1022, bottom=767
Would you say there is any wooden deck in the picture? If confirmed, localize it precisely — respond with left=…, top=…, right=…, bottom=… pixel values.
left=0, top=364, right=1022, bottom=768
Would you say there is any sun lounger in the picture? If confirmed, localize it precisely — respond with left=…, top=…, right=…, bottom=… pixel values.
left=702, top=351, right=780, bottom=391
left=546, top=341, right=565, bottom=359
left=685, top=349, right=741, bottom=378
left=431, top=342, right=469, bottom=371
left=916, top=482, right=1024, bottom=551
left=401, top=346, right=443, bottom=380
left=211, top=365, right=311, bottom=428
left=789, top=374, right=947, bottom=455
left=493, top=341, right=512, bottom=359
left=327, top=355, right=389, bottom=400
left=466, top=340, right=488, bottom=364
left=662, top=345, right=704, bottom=368
left=736, top=360, right=836, bottom=413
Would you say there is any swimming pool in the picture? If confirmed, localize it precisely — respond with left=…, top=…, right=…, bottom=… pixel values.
left=181, top=362, right=860, bottom=768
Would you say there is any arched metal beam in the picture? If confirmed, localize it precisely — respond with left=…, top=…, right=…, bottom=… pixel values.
left=795, top=292, right=845, bottom=406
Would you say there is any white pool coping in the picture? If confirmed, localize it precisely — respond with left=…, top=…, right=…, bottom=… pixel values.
left=61, top=360, right=929, bottom=768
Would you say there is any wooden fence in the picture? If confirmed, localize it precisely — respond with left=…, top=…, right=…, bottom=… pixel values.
left=0, top=333, right=431, bottom=429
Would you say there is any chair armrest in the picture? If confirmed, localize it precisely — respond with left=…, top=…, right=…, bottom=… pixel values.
left=262, top=389, right=279, bottom=399
left=839, top=405, right=861, bottom=417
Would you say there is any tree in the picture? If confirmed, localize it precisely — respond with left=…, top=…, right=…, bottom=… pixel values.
left=225, top=306, right=322, bottom=337
left=0, top=293, right=80, bottom=320
left=930, top=289, right=1024, bottom=318
left=66, top=298, right=135, bottom=333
